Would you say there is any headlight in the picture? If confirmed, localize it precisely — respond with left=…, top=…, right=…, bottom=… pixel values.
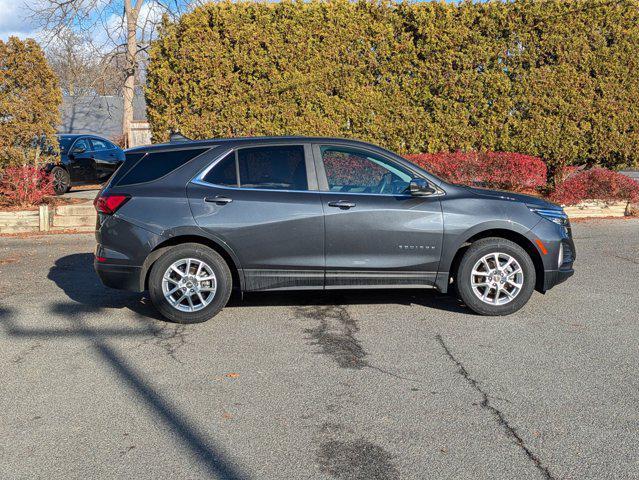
left=528, top=207, right=569, bottom=226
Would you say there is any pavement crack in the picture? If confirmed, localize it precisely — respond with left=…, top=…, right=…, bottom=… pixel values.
left=153, top=324, right=191, bottom=363
left=132, top=323, right=192, bottom=363
left=612, top=253, right=639, bottom=265
left=12, top=343, right=42, bottom=365
left=436, top=334, right=555, bottom=480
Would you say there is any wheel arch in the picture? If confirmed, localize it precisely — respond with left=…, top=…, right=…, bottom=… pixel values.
left=140, top=234, right=244, bottom=293
left=44, top=162, right=65, bottom=174
left=442, top=228, right=545, bottom=293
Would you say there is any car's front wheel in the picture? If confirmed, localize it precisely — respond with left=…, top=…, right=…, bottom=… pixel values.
left=456, top=237, right=536, bottom=316
left=148, top=243, right=232, bottom=323
left=51, top=166, right=71, bottom=195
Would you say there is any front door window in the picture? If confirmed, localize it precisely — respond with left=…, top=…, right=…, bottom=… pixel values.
left=72, top=138, right=90, bottom=153
left=321, top=147, right=413, bottom=195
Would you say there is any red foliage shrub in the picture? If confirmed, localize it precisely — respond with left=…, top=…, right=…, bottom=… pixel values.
left=555, top=165, right=582, bottom=182
left=323, top=151, right=387, bottom=187
left=404, top=151, right=547, bottom=192
left=549, top=167, right=639, bottom=206
left=0, top=166, right=54, bottom=208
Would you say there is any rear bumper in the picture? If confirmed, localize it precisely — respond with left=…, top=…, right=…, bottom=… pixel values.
left=94, top=214, right=160, bottom=292
left=94, top=260, right=143, bottom=292
left=543, top=268, right=574, bottom=291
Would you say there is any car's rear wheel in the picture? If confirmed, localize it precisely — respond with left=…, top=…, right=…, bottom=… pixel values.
left=51, top=166, right=70, bottom=195
left=148, top=243, right=232, bottom=323
left=456, top=237, right=536, bottom=316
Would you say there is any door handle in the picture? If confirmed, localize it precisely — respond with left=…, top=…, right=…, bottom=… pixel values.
left=328, top=200, right=356, bottom=209
left=205, top=196, right=233, bottom=205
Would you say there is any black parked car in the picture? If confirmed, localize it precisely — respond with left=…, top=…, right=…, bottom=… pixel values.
left=93, top=136, right=575, bottom=323
left=46, top=134, right=125, bottom=195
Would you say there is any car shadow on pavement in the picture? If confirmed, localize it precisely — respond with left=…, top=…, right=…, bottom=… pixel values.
left=48, top=253, right=470, bottom=318
left=230, top=290, right=469, bottom=314
left=47, top=253, right=165, bottom=321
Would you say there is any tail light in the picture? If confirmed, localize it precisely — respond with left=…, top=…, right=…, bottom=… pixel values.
left=94, top=194, right=130, bottom=215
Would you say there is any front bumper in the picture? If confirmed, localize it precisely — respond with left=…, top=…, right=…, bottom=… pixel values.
left=528, top=215, right=576, bottom=292
left=543, top=268, right=574, bottom=291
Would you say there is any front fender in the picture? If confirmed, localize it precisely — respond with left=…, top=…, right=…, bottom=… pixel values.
left=439, top=219, right=534, bottom=275
left=434, top=188, right=542, bottom=293
left=435, top=219, right=535, bottom=293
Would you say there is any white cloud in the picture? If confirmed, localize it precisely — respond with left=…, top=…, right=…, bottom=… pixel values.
left=0, top=0, right=41, bottom=41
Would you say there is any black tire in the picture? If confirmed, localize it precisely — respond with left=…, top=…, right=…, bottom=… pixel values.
left=148, top=243, right=232, bottom=324
left=456, top=237, right=536, bottom=316
left=51, top=166, right=71, bottom=195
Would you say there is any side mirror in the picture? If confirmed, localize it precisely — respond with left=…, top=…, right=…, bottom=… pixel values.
left=409, top=178, right=436, bottom=196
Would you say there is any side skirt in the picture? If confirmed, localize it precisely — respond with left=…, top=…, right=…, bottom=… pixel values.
left=241, top=269, right=438, bottom=291
left=326, top=270, right=437, bottom=289
left=243, top=269, right=324, bottom=291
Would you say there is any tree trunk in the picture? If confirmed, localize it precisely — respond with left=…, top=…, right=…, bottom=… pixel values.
left=34, top=146, right=40, bottom=169
left=122, top=1, right=141, bottom=148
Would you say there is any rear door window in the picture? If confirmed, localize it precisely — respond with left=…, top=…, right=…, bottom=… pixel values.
left=90, top=138, right=110, bottom=151
left=117, top=148, right=208, bottom=186
left=238, top=146, right=307, bottom=190
left=203, top=145, right=308, bottom=191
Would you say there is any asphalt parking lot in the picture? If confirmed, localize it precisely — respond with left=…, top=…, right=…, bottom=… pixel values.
left=62, top=186, right=100, bottom=200
left=1, top=219, right=638, bottom=479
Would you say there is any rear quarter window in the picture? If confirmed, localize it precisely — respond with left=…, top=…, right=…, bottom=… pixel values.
left=109, top=152, right=146, bottom=186
left=117, top=148, right=208, bottom=186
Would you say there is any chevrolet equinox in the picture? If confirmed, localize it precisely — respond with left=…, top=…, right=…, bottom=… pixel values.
left=94, top=137, right=575, bottom=323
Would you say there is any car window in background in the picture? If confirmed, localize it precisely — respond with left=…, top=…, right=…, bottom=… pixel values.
left=203, top=152, right=238, bottom=186
left=237, top=146, right=307, bottom=191
left=320, top=147, right=413, bottom=195
left=90, top=138, right=109, bottom=151
left=72, top=138, right=90, bottom=153
left=58, top=136, right=74, bottom=154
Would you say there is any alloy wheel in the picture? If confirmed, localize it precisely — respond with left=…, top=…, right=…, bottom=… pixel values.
left=470, top=252, right=524, bottom=306
left=52, top=168, right=69, bottom=193
left=162, top=258, right=217, bottom=312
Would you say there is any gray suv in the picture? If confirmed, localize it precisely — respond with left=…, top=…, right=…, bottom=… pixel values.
left=94, top=137, right=575, bottom=323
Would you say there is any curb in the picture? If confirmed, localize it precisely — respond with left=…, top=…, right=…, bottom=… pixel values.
left=0, top=202, right=96, bottom=234
left=563, top=200, right=629, bottom=219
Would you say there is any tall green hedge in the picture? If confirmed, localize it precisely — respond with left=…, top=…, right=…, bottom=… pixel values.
left=146, top=0, right=639, bottom=177
left=0, top=37, right=61, bottom=167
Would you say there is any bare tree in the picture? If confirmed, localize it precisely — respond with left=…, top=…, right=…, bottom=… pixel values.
left=31, top=0, right=190, bottom=146
left=46, top=29, right=124, bottom=96
left=45, top=30, right=89, bottom=97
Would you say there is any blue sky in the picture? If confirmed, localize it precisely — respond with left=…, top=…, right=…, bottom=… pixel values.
left=1, top=0, right=476, bottom=43
left=0, top=0, right=175, bottom=43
